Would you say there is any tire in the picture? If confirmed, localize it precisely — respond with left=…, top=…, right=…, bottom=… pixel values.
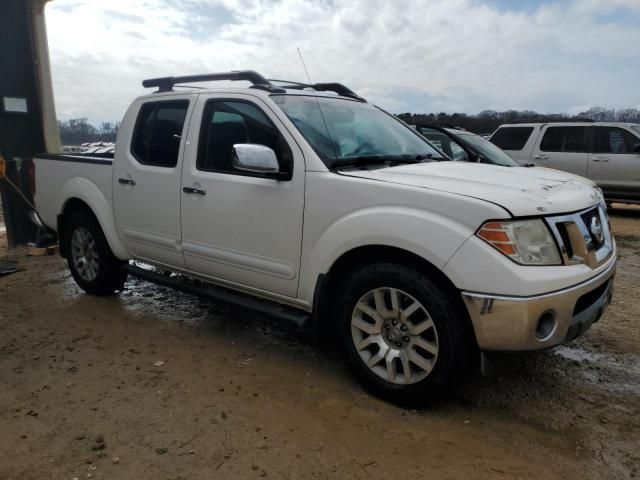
left=64, top=211, right=127, bottom=296
left=336, top=263, right=472, bottom=406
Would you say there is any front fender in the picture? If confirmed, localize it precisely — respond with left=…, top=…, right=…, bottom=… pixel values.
left=59, top=177, right=129, bottom=260
left=298, top=206, right=473, bottom=303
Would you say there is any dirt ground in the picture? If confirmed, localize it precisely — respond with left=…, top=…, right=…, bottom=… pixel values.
left=0, top=206, right=638, bottom=480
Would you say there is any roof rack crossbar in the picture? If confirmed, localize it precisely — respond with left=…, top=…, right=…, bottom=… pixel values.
left=269, top=80, right=365, bottom=101
left=142, top=70, right=271, bottom=92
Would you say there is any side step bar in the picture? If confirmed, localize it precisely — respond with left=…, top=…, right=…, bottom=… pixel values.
left=127, top=265, right=310, bottom=328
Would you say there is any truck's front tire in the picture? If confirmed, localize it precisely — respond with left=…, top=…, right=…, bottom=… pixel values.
left=336, top=263, right=471, bottom=406
left=64, top=212, right=127, bottom=296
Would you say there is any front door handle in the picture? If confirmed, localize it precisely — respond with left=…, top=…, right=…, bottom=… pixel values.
left=592, top=157, right=610, bottom=162
left=118, top=177, right=136, bottom=185
left=183, top=186, right=206, bottom=195
left=533, top=154, right=549, bottom=160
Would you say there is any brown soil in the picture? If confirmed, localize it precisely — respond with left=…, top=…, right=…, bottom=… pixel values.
left=0, top=206, right=638, bottom=479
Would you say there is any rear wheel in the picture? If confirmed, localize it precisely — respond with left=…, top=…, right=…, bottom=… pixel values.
left=337, top=263, right=471, bottom=405
left=65, top=212, right=127, bottom=295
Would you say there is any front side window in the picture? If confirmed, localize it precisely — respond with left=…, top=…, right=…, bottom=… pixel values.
left=456, top=132, right=520, bottom=166
left=420, top=128, right=468, bottom=161
left=490, top=127, right=534, bottom=151
left=197, top=100, right=292, bottom=174
left=272, top=95, right=443, bottom=168
left=540, top=126, right=587, bottom=153
left=593, top=127, right=639, bottom=154
left=131, top=100, right=189, bottom=167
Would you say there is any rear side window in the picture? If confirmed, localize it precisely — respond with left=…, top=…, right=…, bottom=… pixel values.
left=490, top=127, right=534, bottom=151
left=593, top=127, right=638, bottom=154
left=197, top=100, right=292, bottom=174
left=540, top=126, right=587, bottom=153
left=131, top=100, right=189, bottom=167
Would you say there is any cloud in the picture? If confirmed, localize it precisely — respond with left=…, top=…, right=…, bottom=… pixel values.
left=45, top=0, right=640, bottom=122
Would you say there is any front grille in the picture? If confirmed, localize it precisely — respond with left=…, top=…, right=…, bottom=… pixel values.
left=547, top=205, right=613, bottom=269
left=555, top=222, right=574, bottom=259
left=581, top=207, right=605, bottom=249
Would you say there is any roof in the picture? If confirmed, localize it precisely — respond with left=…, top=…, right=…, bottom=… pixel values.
left=498, top=122, right=640, bottom=128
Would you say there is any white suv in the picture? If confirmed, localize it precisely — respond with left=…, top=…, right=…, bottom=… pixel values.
left=490, top=122, right=640, bottom=204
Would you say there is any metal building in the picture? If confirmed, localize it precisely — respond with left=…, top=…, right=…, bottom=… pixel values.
left=0, top=0, right=59, bottom=246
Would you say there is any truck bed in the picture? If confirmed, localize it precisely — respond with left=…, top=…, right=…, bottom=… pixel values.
left=33, top=152, right=114, bottom=233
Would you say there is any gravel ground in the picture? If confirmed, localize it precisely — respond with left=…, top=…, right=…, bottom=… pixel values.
left=0, top=206, right=638, bottom=479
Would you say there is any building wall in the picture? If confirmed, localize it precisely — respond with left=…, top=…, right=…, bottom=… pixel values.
left=0, top=0, right=58, bottom=246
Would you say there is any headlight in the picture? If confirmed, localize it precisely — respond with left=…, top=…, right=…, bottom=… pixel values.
left=477, top=219, right=562, bottom=265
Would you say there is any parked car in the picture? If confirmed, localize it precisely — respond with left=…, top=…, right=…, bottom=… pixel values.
left=417, top=124, right=520, bottom=166
left=490, top=122, right=640, bottom=204
left=32, top=71, right=616, bottom=404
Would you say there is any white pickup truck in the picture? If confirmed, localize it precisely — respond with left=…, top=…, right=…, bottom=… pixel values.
left=33, top=71, right=616, bottom=404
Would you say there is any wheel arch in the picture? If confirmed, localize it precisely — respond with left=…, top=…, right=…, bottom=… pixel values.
left=312, top=244, right=477, bottom=348
left=57, top=196, right=128, bottom=260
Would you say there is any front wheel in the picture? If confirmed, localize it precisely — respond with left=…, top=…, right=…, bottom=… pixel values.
left=336, top=263, right=472, bottom=405
left=65, top=212, right=127, bottom=296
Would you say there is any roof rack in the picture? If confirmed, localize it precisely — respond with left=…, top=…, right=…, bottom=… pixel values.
left=141, top=71, right=365, bottom=101
left=142, top=70, right=285, bottom=93
left=270, top=79, right=365, bottom=101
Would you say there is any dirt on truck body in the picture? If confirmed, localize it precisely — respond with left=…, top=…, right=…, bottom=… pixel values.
left=0, top=207, right=638, bottom=480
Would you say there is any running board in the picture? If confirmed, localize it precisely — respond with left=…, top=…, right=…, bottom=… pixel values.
left=127, top=265, right=310, bottom=328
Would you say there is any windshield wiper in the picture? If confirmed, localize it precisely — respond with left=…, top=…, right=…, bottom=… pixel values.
left=332, top=154, right=443, bottom=170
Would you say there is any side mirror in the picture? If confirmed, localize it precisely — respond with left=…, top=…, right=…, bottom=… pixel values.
left=232, top=144, right=288, bottom=179
left=633, top=143, right=640, bottom=154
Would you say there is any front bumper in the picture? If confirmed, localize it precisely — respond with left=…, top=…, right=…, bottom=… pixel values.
left=461, top=259, right=616, bottom=351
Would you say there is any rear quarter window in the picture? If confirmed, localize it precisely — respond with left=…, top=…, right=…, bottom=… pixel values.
left=131, top=100, right=189, bottom=167
left=490, top=127, right=534, bottom=151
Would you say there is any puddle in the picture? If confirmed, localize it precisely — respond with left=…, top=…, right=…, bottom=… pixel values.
left=555, top=345, right=640, bottom=394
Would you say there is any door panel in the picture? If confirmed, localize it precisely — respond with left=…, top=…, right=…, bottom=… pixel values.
left=531, top=125, right=589, bottom=177
left=113, top=97, right=194, bottom=267
left=589, top=126, right=640, bottom=201
left=180, top=95, right=305, bottom=298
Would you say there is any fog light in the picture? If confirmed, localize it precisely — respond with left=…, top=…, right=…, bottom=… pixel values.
left=535, top=311, right=557, bottom=340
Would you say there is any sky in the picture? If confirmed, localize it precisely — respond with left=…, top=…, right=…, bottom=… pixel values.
left=45, top=0, right=640, bottom=124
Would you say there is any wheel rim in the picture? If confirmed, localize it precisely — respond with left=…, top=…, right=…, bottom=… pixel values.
left=351, top=287, right=439, bottom=385
left=70, top=227, right=99, bottom=282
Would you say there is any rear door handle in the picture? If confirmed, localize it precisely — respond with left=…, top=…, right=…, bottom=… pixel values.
left=533, top=154, right=549, bottom=160
left=592, top=157, right=609, bottom=162
left=118, top=177, right=136, bottom=185
left=183, top=186, right=206, bottom=195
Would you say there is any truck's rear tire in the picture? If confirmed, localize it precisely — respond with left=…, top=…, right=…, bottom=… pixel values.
left=336, top=263, right=471, bottom=406
left=64, top=211, right=127, bottom=296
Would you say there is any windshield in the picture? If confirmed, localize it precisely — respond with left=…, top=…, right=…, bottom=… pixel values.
left=271, top=95, right=444, bottom=168
left=456, top=132, right=520, bottom=166
left=631, top=125, right=640, bottom=136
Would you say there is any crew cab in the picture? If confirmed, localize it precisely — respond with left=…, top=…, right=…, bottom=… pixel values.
left=490, top=122, right=640, bottom=204
left=33, top=71, right=616, bottom=404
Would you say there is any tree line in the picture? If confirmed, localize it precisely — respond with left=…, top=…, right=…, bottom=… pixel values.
left=397, top=107, right=640, bottom=134
left=58, top=118, right=120, bottom=145
left=58, top=107, right=640, bottom=144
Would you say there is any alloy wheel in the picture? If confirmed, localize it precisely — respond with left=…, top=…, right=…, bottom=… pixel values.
left=351, top=287, right=439, bottom=385
left=70, top=227, right=99, bottom=282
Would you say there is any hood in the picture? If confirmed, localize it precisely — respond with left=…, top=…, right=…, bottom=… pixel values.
left=340, top=162, right=600, bottom=217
